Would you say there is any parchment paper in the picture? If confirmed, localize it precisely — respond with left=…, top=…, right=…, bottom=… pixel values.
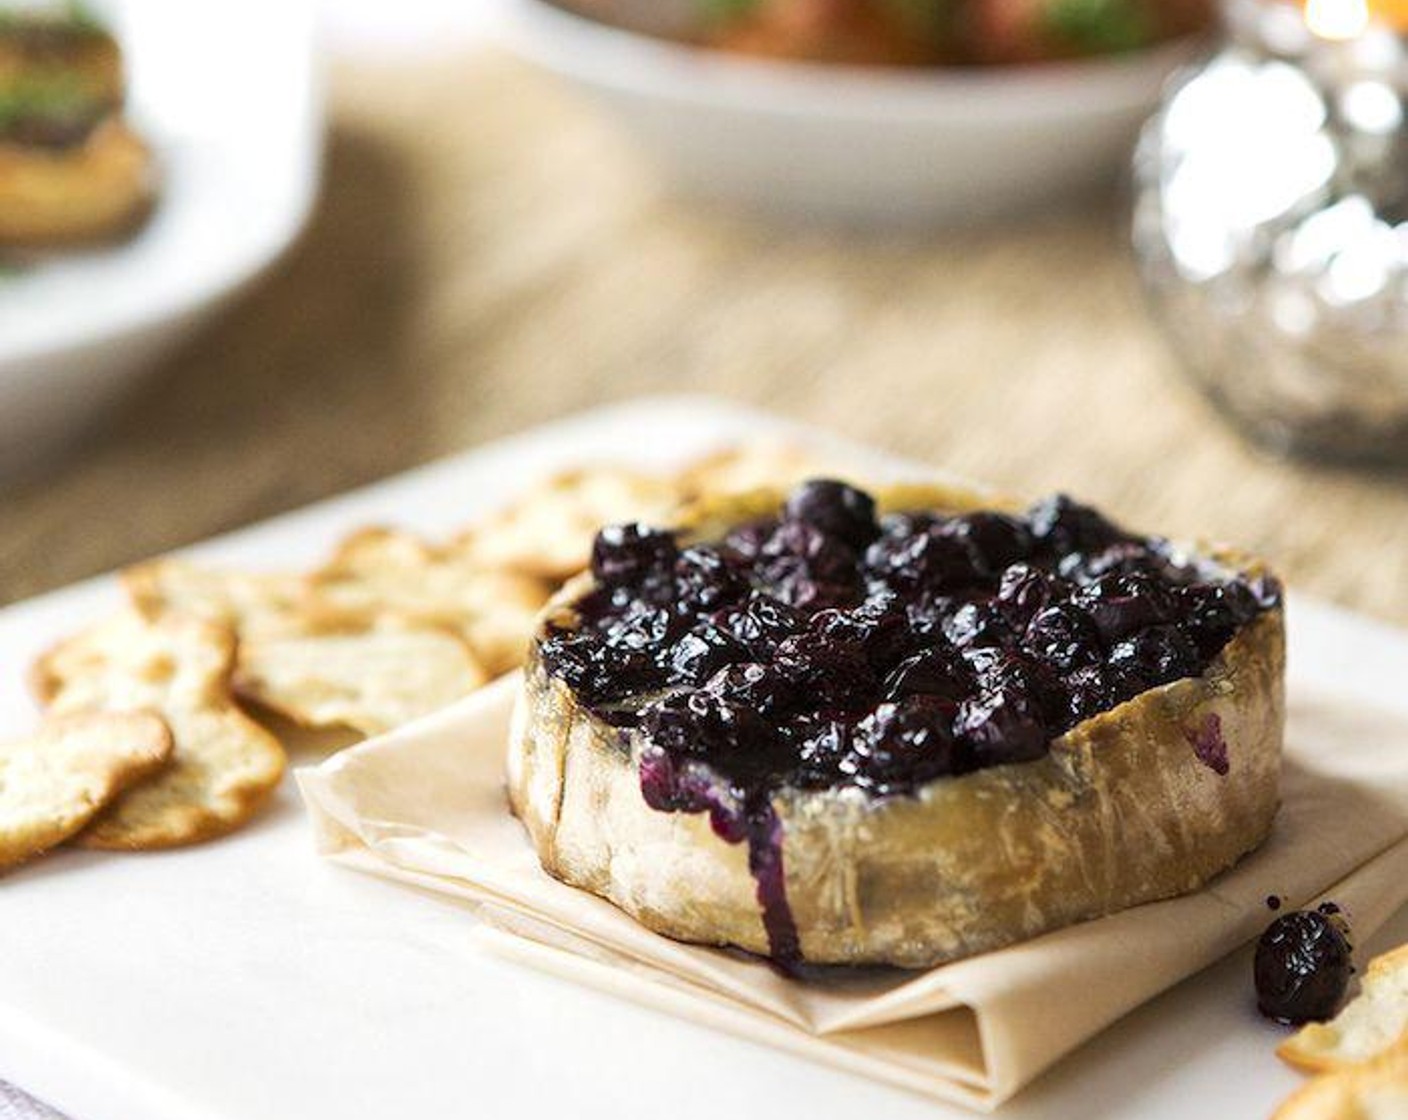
left=297, top=675, right=1408, bottom=1111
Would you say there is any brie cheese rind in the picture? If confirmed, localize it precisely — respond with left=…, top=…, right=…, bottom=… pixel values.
left=508, top=484, right=1285, bottom=969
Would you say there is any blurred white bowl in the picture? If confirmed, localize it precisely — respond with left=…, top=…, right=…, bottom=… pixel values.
left=498, top=0, right=1199, bottom=227
left=0, top=0, right=320, bottom=480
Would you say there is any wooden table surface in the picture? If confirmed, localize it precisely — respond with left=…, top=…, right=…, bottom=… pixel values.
left=3, top=52, right=1406, bottom=625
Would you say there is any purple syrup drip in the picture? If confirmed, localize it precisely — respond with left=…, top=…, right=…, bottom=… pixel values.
left=742, top=792, right=801, bottom=967
left=1186, top=713, right=1229, bottom=775
left=638, top=746, right=800, bottom=965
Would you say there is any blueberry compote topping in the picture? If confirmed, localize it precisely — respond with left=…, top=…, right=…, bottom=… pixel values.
left=538, top=480, right=1280, bottom=966
left=1254, top=909, right=1353, bottom=1024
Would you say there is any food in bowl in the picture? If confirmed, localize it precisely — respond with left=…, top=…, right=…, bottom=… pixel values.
left=549, top=0, right=1215, bottom=66
left=510, top=479, right=1285, bottom=968
left=0, top=4, right=156, bottom=248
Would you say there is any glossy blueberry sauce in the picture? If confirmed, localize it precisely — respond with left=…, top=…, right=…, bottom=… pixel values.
left=1254, top=908, right=1353, bottom=1023
left=538, top=481, right=1281, bottom=965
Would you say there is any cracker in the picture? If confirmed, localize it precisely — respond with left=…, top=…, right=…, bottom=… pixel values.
left=1281, top=945, right=1408, bottom=1074
left=1273, top=1043, right=1408, bottom=1120
left=124, top=558, right=307, bottom=638
left=31, top=611, right=286, bottom=850
left=0, top=713, right=171, bottom=871
left=127, top=548, right=525, bottom=717
left=458, top=467, right=680, bottom=581
left=235, top=620, right=488, bottom=737
left=675, top=442, right=859, bottom=500
left=314, top=527, right=551, bottom=676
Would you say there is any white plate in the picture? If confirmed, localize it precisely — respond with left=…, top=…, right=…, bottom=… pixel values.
left=0, top=0, right=321, bottom=479
left=0, top=396, right=1403, bottom=1120
left=496, top=0, right=1199, bottom=226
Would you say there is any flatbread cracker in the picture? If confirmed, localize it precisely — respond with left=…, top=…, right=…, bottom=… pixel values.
left=236, top=620, right=488, bottom=737
left=1273, top=1044, right=1408, bottom=1120
left=126, top=551, right=507, bottom=718
left=0, top=712, right=171, bottom=871
left=1282, top=945, right=1408, bottom=1074
left=458, top=467, right=680, bottom=581
left=675, top=442, right=859, bottom=501
left=314, top=527, right=550, bottom=677
left=32, top=612, right=286, bottom=850
left=124, top=558, right=307, bottom=638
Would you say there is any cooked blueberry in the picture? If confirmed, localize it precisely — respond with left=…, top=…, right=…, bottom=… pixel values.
left=944, top=600, right=1015, bottom=650
left=674, top=546, right=748, bottom=614
left=791, top=718, right=851, bottom=787
left=604, top=603, right=674, bottom=650
left=1026, top=604, right=1102, bottom=672
left=775, top=634, right=875, bottom=711
left=713, top=592, right=806, bottom=657
left=863, top=523, right=974, bottom=594
left=670, top=626, right=747, bottom=684
left=538, top=627, right=600, bottom=693
left=905, top=593, right=958, bottom=643
left=940, top=512, right=1033, bottom=577
left=1109, top=625, right=1199, bottom=689
left=543, top=615, right=670, bottom=702
left=954, top=684, right=1050, bottom=767
left=1063, top=662, right=1150, bottom=723
left=1026, top=494, right=1124, bottom=557
left=810, top=597, right=911, bottom=672
left=878, top=511, right=937, bottom=536
left=1254, top=910, right=1353, bottom=1024
left=702, top=663, right=795, bottom=719
left=1076, top=572, right=1175, bottom=643
left=761, top=519, right=857, bottom=579
left=721, top=519, right=777, bottom=561
left=1064, top=665, right=1118, bottom=723
left=1058, top=540, right=1161, bottom=584
left=591, top=523, right=678, bottom=587
left=759, top=557, right=857, bottom=611
left=643, top=691, right=774, bottom=761
left=784, top=479, right=880, bottom=549
left=883, top=648, right=971, bottom=703
left=996, top=562, right=1060, bottom=624
left=758, top=520, right=861, bottom=609
left=972, top=649, right=1065, bottom=716
left=1180, top=581, right=1260, bottom=657
left=843, top=698, right=964, bottom=794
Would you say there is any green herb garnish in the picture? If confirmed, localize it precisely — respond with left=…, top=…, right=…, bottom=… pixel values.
left=695, top=0, right=763, bottom=28
left=0, top=1, right=108, bottom=36
left=1043, top=0, right=1154, bottom=54
left=0, top=76, right=93, bottom=123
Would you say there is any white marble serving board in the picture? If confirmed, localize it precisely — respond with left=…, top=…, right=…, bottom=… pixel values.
left=0, top=397, right=1403, bottom=1120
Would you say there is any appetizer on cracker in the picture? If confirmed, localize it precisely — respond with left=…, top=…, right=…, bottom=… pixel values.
left=0, top=3, right=155, bottom=248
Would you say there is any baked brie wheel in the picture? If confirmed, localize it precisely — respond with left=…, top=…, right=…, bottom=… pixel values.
left=509, top=479, right=1285, bottom=969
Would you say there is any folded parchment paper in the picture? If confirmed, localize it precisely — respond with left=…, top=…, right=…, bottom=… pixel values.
left=297, top=675, right=1408, bottom=1111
